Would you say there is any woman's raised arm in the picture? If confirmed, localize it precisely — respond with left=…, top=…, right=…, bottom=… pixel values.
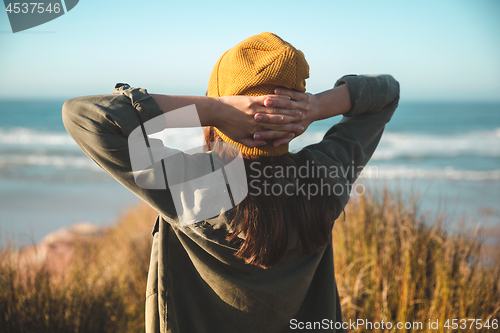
left=252, top=83, right=352, bottom=146
left=149, top=93, right=305, bottom=148
left=252, top=74, right=400, bottom=212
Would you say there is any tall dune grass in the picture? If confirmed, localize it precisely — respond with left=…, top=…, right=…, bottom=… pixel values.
left=1, top=186, right=499, bottom=332
left=333, top=186, right=500, bottom=332
left=0, top=204, right=156, bottom=333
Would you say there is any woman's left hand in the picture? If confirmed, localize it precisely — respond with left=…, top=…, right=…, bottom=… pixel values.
left=252, top=88, right=318, bottom=147
left=215, top=94, right=305, bottom=148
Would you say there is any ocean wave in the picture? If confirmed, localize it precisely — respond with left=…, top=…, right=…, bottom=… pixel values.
left=0, top=154, right=100, bottom=170
left=1, top=154, right=498, bottom=182
left=0, top=128, right=76, bottom=146
left=0, top=127, right=206, bottom=151
left=372, top=129, right=500, bottom=160
left=291, top=128, right=500, bottom=160
left=360, top=166, right=500, bottom=181
left=2, top=127, right=500, bottom=161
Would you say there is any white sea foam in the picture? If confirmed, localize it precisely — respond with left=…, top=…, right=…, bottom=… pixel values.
left=360, top=166, right=500, bottom=181
left=1, top=127, right=499, bottom=180
left=291, top=128, right=500, bottom=160
left=5, top=127, right=499, bottom=159
left=0, top=127, right=205, bottom=151
left=0, top=128, right=76, bottom=146
left=373, top=129, right=500, bottom=160
left=0, top=155, right=100, bottom=170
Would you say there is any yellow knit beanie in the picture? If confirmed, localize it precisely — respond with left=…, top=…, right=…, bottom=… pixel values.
left=207, top=32, right=309, bottom=157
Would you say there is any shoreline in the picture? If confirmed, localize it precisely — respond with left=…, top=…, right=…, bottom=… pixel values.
left=7, top=198, right=499, bottom=278
left=0, top=178, right=140, bottom=247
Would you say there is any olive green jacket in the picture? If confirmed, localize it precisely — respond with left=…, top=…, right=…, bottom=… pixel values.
left=62, top=74, right=400, bottom=333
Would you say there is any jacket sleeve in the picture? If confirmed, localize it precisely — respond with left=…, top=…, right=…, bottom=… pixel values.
left=303, top=74, right=400, bottom=212
left=62, top=84, right=179, bottom=222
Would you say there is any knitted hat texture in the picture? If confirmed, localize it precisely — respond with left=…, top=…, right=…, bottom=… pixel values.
left=207, top=32, right=309, bottom=156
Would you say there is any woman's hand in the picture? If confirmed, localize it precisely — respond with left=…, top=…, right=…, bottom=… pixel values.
left=151, top=85, right=350, bottom=149
left=253, top=84, right=352, bottom=146
left=253, top=88, right=320, bottom=147
left=151, top=93, right=305, bottom=148
left=214, top=94, right=305, bottom=148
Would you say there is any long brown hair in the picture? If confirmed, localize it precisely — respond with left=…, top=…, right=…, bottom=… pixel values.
left=204, top=127, right=340, bottom=269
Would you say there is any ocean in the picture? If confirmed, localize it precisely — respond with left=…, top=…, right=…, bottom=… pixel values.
left=1, top=99, right=499, bottom=245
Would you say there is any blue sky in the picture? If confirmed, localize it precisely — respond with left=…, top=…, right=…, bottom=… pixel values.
left=0, top=0, right=499, bottom=101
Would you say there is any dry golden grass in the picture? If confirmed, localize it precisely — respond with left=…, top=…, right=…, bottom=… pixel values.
left=0, top=203, right=156, bottom=333
left=1, top=186, right=499, bottom=332
left=333, top=186, right=500, bottom=332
